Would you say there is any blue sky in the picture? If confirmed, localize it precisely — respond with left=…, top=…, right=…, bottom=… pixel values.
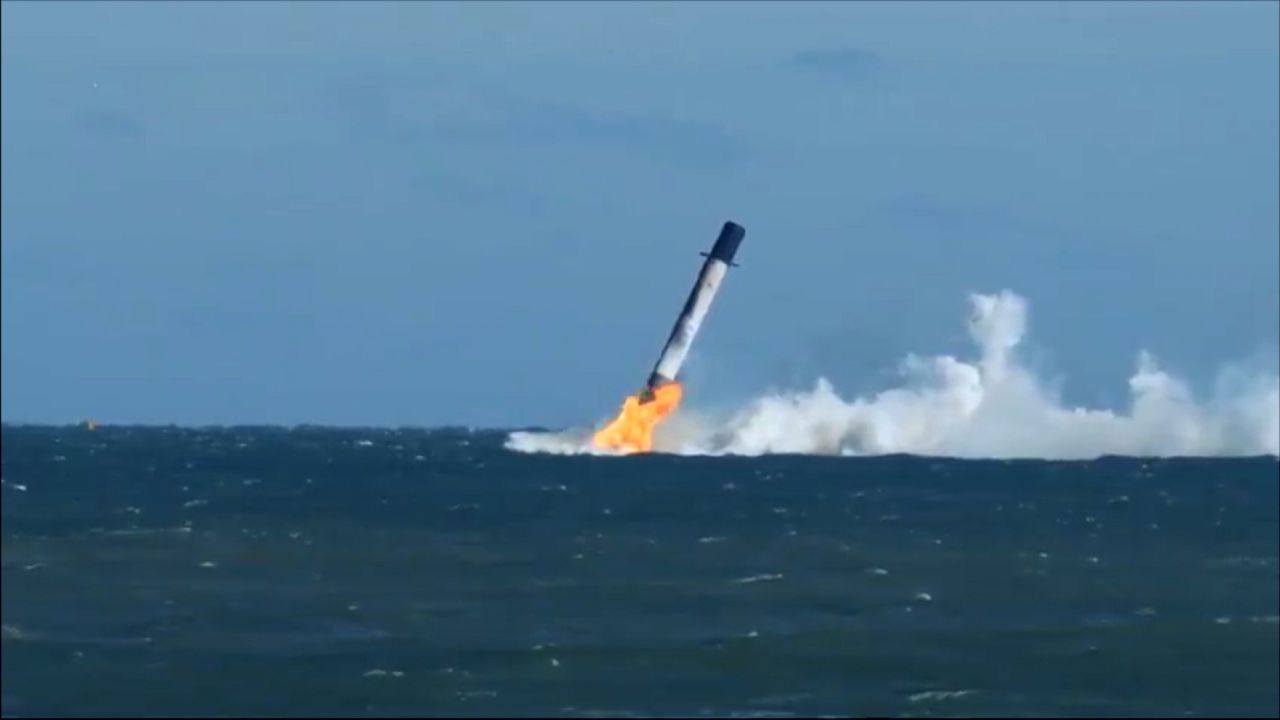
left=2, top=1, right=1276, bottom=427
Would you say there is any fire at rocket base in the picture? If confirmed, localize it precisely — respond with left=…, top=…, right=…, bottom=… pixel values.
left=592, top=221, right=746, bottom=454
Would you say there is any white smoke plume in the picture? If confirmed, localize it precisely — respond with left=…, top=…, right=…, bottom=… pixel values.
left=506, top=291, right=1279, bottom=459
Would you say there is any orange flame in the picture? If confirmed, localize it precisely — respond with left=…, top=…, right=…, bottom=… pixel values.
left=591, top=382, right=683, bottom=454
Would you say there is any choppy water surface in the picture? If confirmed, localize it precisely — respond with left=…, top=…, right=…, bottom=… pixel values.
left=2, top=425, right=1276, bottom=717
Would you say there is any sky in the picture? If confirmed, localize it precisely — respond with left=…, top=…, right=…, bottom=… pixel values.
left=1, top=1, right=1277, bottom=428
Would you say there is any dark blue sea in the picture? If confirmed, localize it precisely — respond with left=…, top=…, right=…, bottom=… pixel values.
left=1, top=425, right=1277, bottom=718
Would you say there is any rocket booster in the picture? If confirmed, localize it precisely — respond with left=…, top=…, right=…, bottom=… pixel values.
left=642, top=221, right=745, bottom=398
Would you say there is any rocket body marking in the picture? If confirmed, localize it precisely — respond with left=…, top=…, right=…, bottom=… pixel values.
left=649, top=261, right=728, bottom=385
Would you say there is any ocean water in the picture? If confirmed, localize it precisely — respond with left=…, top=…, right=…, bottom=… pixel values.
left=1, top=424, right=1277, bottom=718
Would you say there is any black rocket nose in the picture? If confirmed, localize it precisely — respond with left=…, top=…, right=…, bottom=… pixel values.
left=708, top=221, right=745, bottom=265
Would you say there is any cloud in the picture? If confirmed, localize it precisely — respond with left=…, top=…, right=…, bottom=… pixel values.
left=436, top=100, right=742, bottom=169
left=408, top=170, right=548, bottom=219
left=789, top=47, right=882, bottom=79
left=323, top=72, right=430, bottom=145
left=73, top=110, right=144, bottom=140
left=312, top=69, right=743, bottom=168
left=328, top=73, right=394, bottom=140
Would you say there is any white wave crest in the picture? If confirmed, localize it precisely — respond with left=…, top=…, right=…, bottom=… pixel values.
left=506, top=291, right=1279, bottom=459
left=505, top=428, right=611, bottom=455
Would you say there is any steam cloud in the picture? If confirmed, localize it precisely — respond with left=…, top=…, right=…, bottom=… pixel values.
left=506, top=291, right=1279, bottom=459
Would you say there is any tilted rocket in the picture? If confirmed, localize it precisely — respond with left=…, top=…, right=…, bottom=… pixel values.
left=590, top=220, right=745, bottom=452
left=638, top=220, right=745, bottom=403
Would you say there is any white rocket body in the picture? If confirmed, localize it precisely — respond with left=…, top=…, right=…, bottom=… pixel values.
left=644, top=221, right=745, bottom=393
left=649, top=260, right=729, bottom=386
